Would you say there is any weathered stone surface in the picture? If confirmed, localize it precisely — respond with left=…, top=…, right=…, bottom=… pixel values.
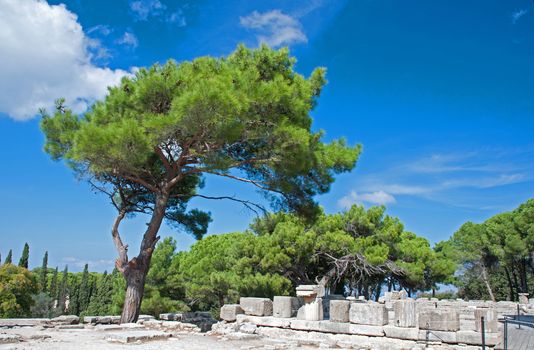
left=83, top=316, right=98, bottom=324
left=290, top=319, right=350, bottom=334
left=295, top=285, right=325, bottom=298
left=138, top=315, right=155, bottom=322
left=296, top=298, right=323, bottom=321
left=518, top=293, right=529, bottom=305
left=0, top=334, right=22, bottom=344
left=273, top=296, right=300, bottom=318
left=236, top=314, right=291, bottom=328
left=0, top=318, right=50, bottom=327
left=329, top=300, right=350, bottom=323
left=457, top=330, right=502, bottom=346
left=323, top=294, right=345, bottom=319
left=106, top=330, right=171, bottom=343
left=418, top=329, right=457, bottom=343
left=238, top=323, right=257, bottom=334
left=348, top=324, right=385, bottom=337
left=474, top=307, right=498, bottom=333
left=56, top=324, right=85, bottom=329
left=349, top=302, right=388, bottom=326
left=240, top=297, right=273, bottom=316
left=393, top=299, right=416, bottom=328
left=383, top=325, right=418, bottom=340
left=220, top=304, right=244, bottom=322
left=51, top=315, right=79, bottom=325
left=418, top=309, right=459, bottom=331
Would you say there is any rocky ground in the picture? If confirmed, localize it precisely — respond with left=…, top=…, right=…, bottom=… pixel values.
left=0, top=325, right=325, bottom=350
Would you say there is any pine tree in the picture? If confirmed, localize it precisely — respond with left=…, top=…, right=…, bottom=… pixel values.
left=57, top=265, right=69, bottom=314
left=18, top=243, right=29, bottom=268
left=40, top=251, right=48, bottom=292
left=49, top=267, right=59, bottom=300
left=78, top=264, right=91, bottom=313
left=85, top=271, right=114, bottom=316
left=68, top=278, right=80, bottom=315
left=4, top=249, right=12, bottom=265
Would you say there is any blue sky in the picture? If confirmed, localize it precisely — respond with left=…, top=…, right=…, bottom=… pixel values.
left=0, top=0, right=533, bottom=271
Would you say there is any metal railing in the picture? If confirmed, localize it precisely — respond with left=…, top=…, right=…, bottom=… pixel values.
left=500, top=307, right=534, bottom=350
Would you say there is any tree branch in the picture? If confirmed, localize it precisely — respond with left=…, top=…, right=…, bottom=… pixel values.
left=112, top=209, right=129, bottom=273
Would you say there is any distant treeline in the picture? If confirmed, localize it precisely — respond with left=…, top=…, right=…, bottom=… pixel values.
left=1, top=199, right=533, bottom=318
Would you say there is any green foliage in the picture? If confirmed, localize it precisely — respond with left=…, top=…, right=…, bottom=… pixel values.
left=18, top=243, right=30, bottom=268
left=30, top=292, right=54, bottom=318
left=40, top=251, right=48, bottom=292
left=4, top=250, right=12, bottom=265
left=0, top=264, right=39, bottom=317
left=446, top=198, right=534, bottom=301
left=78, top=264, right=91, bottom=312
left=57, top=265, right=69, bottom=314
left=49, top=267, right=59, bottom=300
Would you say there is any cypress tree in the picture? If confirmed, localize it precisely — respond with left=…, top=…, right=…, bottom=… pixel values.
left=40, top=251, right=48, bottom=292
left=79, top=264, right=91, bottom=313
left=57, top=265, right=69, bottom=314
left=4, top=249, right=12, bottom=264
left=49, top=267, right=59, bottom=300
left=18, top=243, right=29, bottom=268
left=68, top=279, right=80, bottom=315
left=0, top=252, right=2, bottom=265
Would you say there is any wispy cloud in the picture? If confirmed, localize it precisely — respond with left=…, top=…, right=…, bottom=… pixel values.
left=338, top=149, right=534, bottom=210
left=129, top=0, right=186, bottom=25
left=240, top=10, right=307, bottom=47
left=338, top=190, right=396, bottom=208
left=117, top=31, right=139, bottom=48
left=512, top=9, right=528, bottom=24
left=62, top=257, right=114, bottom=271
left=87, top=24, right=112, bottom=36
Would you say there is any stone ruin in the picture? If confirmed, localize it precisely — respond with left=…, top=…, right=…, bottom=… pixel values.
left=217, top=285, right=534, bottom=349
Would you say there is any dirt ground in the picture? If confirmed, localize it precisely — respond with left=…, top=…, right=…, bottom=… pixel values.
left=0, top=327, right=321, bottom=350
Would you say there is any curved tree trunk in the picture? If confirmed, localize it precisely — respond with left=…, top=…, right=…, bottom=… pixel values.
left=112, top=192, right=170, bottom=324
left=480, top=263, right=495, bottom=302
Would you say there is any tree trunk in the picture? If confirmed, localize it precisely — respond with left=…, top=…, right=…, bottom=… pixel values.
left=112, top=192, right=170, bottom=324
left=121, top=266, right=147, bottom=322
left=480, top=264, right=495, bottom=302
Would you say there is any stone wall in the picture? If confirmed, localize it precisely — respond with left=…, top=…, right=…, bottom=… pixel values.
left=218, top=289, right=534, bottom=349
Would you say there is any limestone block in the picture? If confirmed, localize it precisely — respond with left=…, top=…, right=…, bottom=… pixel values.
left=329, top=300, right=350, bottom=323
left=418, top=329, right=457, bottom=343
left=349, top=302, right=388, bottom=326
left=236, top=314, right=291, bottom=328
left=393, top=299, right=416, bottom=328
left=240, top=297, right=273, bottom=316
left=474, top=308, right=498, bottom=333
left=457, top=330, right=502, bottom=346
left=0, top=334, right=22, bottom=344
left=106, top=330, right=171, bottom=343
left=296, top=298, right=323, bottom=321
left=110, top=316, right=121, bottom=324
left=383, top=325, right=419, bottom=340
left=518, top=293, right=529, bottom=305
left=290, top=319, right=351, bottom=334
left=348, top=324, right=385, bottom=337
left=220, top=304, right=244, bottom=322
left=323, top=294, right=345, bottom=319
left=296, top=285, right=325, bottom=298
left=273, top=296, right=300, bottom=318
left=418, top=309, right=459, bottom=331
left=50, top=315, right=79, bottom=325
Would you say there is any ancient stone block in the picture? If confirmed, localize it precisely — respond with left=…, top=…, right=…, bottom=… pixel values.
left=273, top=296, right=300, bottom=318
left=220, top=304, right=244, bottom=322
left=418, top=309, right=459, bottom=331
left=383, top=325, right=419, bottom=340
left=296, top=298, right=323, bottom=321
left=296, top=285, right=325, bottom=298
left=50, top=315, right=79, bottom=325
left=474, top=308, right=498, bottom=333
left=349, top=302, right=388, bottom=326
left=393, top=299, right=416, bottom=328
left=457, top=330, right=502, bottom=346
left=240, top=297, right=273, bottom=316
left=348, top=324, right=385, bottom=337
left=518, top=293, right=529, bottom=305
left=418, top=329, right=457, bottom=343
left=329, top=300, right=350, bottom=323
left=323, top=294, right=345, bottom=319
left=236, top=314, right=291, bottom=328
left=106, top=330, right=171, bottom=343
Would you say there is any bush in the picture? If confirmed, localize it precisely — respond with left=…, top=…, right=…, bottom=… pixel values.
left=0, top=264, right=39, bottom=317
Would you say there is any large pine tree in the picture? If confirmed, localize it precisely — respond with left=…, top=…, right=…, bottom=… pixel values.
left=18, top=243, right=29, bottom=268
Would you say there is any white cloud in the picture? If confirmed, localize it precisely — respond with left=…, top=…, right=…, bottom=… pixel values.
left=338, top=190, right=396, bottom=208
left=240, top=10, right=307, bottom=47
left=129, top=0, right=165, bottom=21
left=62, top=256, right=114, bottom=271
left=0, top=0, right=131, bottom=121
left=512, top=9, right=528, bottom=24
left=87, top=24, right=112, bottom=36
left=168, top=9, right=187, bottom=27
left=117, top=31, right=139, bottom=48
